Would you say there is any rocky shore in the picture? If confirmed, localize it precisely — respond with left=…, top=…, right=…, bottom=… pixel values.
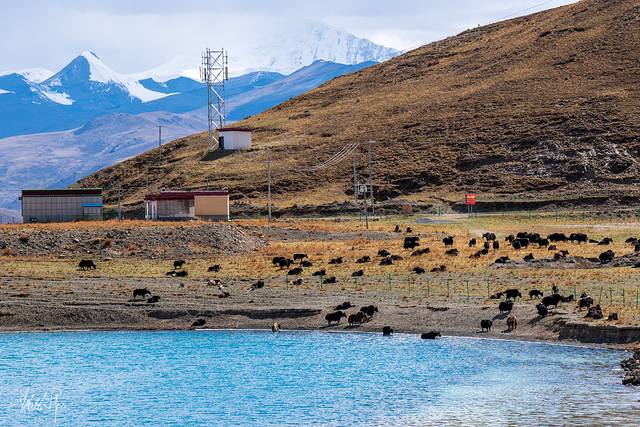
left=621, top=347, right=640, bottom=385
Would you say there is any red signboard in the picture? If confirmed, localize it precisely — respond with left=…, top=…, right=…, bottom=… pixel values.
left=465, top=194, right=477, bottom=206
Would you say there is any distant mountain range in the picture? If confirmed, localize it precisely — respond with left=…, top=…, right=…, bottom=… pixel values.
left=0, top=23, right=399, bottom=214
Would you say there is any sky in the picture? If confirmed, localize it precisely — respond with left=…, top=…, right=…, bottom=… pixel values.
left=0, top=0, right=578, bottom=74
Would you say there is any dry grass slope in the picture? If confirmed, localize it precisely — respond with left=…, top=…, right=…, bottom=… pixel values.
left=79, top=0, right=640, bottom=214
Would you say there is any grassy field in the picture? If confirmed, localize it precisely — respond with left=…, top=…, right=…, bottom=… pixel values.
left=2, top=213, right=640, bottom=324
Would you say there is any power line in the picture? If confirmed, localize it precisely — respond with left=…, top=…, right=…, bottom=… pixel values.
left=495, top=0, right=563, bottom=22
left=298, top=143, right=359, bottom=172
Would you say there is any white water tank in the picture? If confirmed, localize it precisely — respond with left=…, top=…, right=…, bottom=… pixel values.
left=219, top=128, right=252, bottom=150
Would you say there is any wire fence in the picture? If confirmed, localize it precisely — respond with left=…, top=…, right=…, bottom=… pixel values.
left=246, top=271, right=640, bottom=310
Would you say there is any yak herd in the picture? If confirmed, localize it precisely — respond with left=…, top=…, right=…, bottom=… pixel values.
left=68, top=222, right=630, bottom=335
left=264, top=226, right=631, bottom=299
left=324, top=302, right=379, bottom=327
left=311, top=224, right=626, bottom=335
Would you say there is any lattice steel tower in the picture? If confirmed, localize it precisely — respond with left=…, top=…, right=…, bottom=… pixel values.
left=200, top=48, right=229, bottom=151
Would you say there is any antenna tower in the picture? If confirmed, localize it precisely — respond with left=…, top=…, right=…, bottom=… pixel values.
left=200, top=48, right=229, bottom=151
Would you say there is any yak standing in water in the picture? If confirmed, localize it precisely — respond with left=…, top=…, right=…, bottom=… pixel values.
left=421, top=331, right=441, bottom=339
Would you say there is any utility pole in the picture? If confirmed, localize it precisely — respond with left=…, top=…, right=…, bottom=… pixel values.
left=116, top=182, right=123, bottom=221
left=367, top=140, right=375, bottom=215
left=158, top=125, right=162, bottom=163
left=352, top=151, right=358, bottom=205
left=267, top=158, right=272, bottom=223
left=118, top=193, right=122, bottom=221
left=363, top=191, right=369, bottom=230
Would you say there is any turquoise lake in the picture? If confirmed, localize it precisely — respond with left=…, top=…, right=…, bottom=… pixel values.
left=0, top=330, right=636, bottom=426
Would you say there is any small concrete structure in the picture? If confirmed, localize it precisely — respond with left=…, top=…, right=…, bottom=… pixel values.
left=144, top=190, right=229, bottom=221
left=20, top=188, right=103, bottom=223
left=218, top=127, right=251, bottom=150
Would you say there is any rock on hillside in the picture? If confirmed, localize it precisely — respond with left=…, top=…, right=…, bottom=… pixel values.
left=79, top=0, right=640, bottom=214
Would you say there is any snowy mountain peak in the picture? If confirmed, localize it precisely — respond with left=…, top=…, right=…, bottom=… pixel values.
left=44, top=52, right=169, bottom=103
left=82, top=51, right=100, bottom=59
left=247, top=21, right=400, bottom=74
left=77, top=51, right=122, bottom=83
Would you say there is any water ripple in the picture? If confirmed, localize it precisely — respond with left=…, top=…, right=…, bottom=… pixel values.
left=0, top=330, right=636, bottom=426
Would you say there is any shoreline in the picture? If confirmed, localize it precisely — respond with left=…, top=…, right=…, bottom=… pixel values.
left=1, top=274, right=638, bottom=350
left=0, top=320, right=633, bottom=351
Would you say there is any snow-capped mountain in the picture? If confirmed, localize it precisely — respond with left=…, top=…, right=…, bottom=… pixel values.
left=44, top=51, right=169, bottom=104
left=246, top=21, right=400, bottom=74
left=0, top=52, right=176, bottom=138
left=0, top=21, right=398, bottom=138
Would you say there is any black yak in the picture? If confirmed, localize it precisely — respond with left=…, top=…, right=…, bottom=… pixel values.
left=325, top=311, right=346, bottom=325
left=421, top=331, right=441, bottom=339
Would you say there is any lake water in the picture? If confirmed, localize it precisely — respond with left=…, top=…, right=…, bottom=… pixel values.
left=0, top=330, right=636, bottom=426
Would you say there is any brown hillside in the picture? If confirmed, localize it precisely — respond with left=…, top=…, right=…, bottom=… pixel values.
left=79, top=0, right=640, bottom=214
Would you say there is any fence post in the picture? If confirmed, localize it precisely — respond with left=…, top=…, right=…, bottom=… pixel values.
left=319, top=274, right=323, bottom=290
left=487, top=283, right=490, bottom=299
left=447, top=278, right=450, bottom=299
left=636, top=289, right=639, bottom=309
left=388, top=274, right=392, bottom=292
left=573, top=285, right=576, bottom=301
left=610, top=287, right=613, bottom=304
left=622, top=288, right=625, bottom=306
left=427, top=281, right=430, bottom=298
left=354, top=277, right=358, bottom=292
left=466, top=280, right=470, bottom=300
left=285, top=274, right=289, bottom=290
left=408, top=275, right=411, bottom=293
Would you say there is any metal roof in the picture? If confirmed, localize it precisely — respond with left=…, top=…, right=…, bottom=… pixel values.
left=22, top=188, right=103, bottom=196
left=219, top=127, right=252, bottom=133
left=144, top=190, right=229, bottom=201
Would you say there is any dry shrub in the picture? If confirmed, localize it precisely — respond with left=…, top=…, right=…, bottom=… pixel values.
left=18, top=235, right=29, bottom=243
left=1, top=248, right=12, bottom=256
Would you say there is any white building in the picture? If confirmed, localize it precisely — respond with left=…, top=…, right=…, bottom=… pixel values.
left=219, top=127, right=252, bottom=150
